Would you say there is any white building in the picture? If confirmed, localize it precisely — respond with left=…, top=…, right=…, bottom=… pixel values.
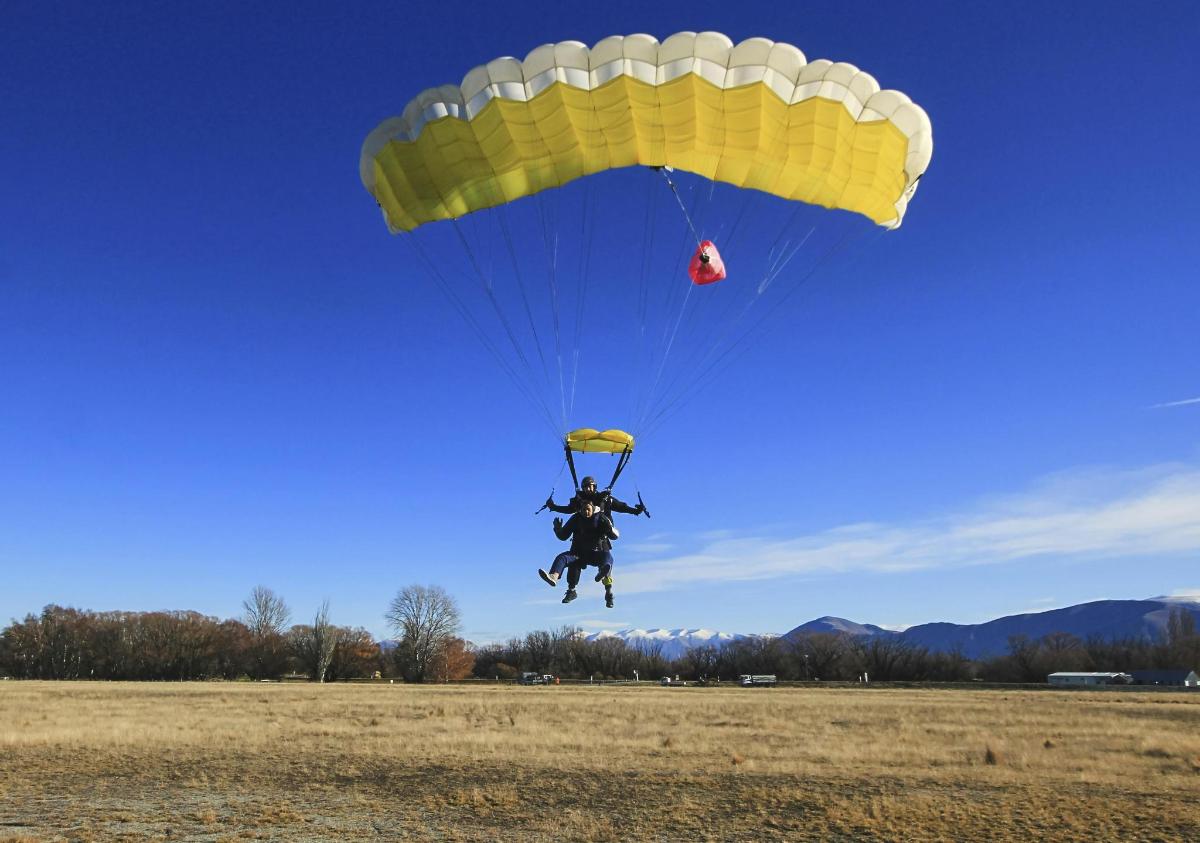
left=1047, top=672, right=1131, bottom=686
left=1130, top=669, right=1199, bottom=687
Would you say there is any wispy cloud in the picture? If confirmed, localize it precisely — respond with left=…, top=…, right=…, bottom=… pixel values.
left=627, top=542, right=676, bottom=554
left=616, top=464, right=1200, bottom=595
left=1151, top=396, right=1200, bottom=409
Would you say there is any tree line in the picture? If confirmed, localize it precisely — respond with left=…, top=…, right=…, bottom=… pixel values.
left=2, top=586, right=1195, bottom=683
left=0, top=585, right=473, bottom=682
left=474, top=609, right=1198, bottom=682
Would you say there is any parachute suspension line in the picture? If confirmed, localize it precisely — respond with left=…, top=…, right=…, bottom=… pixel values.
left=645, top=218, right=839, bottom=439
left=629, top=170, right=660, bottom=437
left=644, top=222, right=815, bottom=431
left=496, top=203, right=552, bottom=391
left=671, top=174, right=721, bottom=378
left=635, top=279, right=696, bottom=435
left=688, top=202, right=810, bottom=377
left=641, top=224, right=880, bottom=441
left=691, top=170, right=717, bottom=242
left=642, top=225, right=864, bottom=439
left=535, top=453, right=571, bottom=514
left=563, top=439, right=580, bottom=491
left=637, top=169, right=660, bottom=331
left=401, top=233, right=560, bottom=440
left=606, top=445, right=632, bottom=491
left=657, top=167, right=702, bottom=247
left=450, top=219, right=561, bottom=428
left=719, top=190, right=755, bottom=260
left=656, top=86, right=731, bottom=377
left=633, top=170, right=721, bottom=436
left=534, top=192, right=568, bottom=431
left=568, top=176, right=597, bottom=424
left=480, top=209, right=496, bottom=290
left=631, top=174, right=705, bottom=435
left=565, top=91, right=610, bottom=428
left=675, top=177, right=722, bottom=339
left=759, top=226, right=817, bottom=294
left=451, top=220, right=534, bottom=371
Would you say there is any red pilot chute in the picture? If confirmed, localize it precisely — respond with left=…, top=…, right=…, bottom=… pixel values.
left=688, top=240, right=726, bottom=285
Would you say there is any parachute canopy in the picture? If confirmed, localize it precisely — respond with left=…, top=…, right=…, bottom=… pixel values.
left=566, top=428, right=635, bottom=454
left=360, top=31, right=932, bottom=233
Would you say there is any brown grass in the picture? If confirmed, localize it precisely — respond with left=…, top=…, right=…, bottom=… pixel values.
left=1, top=681, right=1198, bottom=840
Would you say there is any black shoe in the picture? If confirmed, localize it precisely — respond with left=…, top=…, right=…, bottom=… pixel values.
left=562, top=589, right=577, bottom=604
left=605, top=592, right=614, bottom=609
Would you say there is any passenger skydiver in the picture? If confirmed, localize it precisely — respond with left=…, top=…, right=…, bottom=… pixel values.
left=544, top=476, right=644, bottom=604
left=538, top=497, right=619, bottom=608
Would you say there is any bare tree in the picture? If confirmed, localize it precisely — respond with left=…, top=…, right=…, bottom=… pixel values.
left=428, top=637, right=476, bottom=682
left=312, top=601, right=337, bottom=683
left=325, top=627, right=383, bottom=681
left=634, top=639, right=669, bottom=678
left=241, top=586, right=291, bottom=680
left=683, top=644, right=720, bottom=681
left=288, top=601, right=338, bottom=682
left=242, top=586, right=290, bottom=637
left=385, top=585, right=462, bottom=682
left=793, top=632, right=850, bottom=681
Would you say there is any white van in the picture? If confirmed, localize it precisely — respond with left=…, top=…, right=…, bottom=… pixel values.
left=738, top=674, right=777, bottom=687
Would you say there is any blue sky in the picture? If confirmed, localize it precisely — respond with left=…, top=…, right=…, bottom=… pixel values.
left=3, top=1, right=1198, bottom=644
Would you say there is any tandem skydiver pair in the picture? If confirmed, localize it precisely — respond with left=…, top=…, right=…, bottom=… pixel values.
left=537, top=475, right=645, bottom=608
left=535, top=429, right=648, bottom=609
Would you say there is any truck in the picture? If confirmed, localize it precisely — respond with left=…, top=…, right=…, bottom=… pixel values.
left=738, top=674, right=777, bottom=687
left=517, top=673, right=558, bottom=685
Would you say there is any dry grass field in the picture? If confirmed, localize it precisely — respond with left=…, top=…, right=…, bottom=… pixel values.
left=1, top=681, right=1198, bottom=841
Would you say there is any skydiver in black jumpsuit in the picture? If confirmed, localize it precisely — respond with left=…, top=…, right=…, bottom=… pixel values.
left=543, top=476, right=645, bottom=605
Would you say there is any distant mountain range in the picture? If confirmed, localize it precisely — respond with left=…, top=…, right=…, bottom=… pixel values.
left=873, top=596, right=1200, bottom=659
left=582, top=628, right=763, bottom=660
left=589, top=596, right=1200, bottom=661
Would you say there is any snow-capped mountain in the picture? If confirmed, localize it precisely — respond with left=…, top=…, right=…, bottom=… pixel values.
left=582, top=628, right=768, bottom=660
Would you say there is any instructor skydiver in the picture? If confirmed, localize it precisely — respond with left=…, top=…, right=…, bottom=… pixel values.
left=544, top=476, right=645, bottom=521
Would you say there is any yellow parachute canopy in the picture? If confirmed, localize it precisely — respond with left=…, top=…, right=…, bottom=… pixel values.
left=566, top=428, right=635, bottom=454
left=360, top=31, right=932, bottom=232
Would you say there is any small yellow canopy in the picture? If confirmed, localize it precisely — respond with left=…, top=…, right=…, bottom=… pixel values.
left=566, top=428, right=635, bottom=454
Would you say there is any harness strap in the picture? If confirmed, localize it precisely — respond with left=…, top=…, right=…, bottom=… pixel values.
left=606, top=446, right=632, bottom=491
left=564, top=440, right=580, bottom=491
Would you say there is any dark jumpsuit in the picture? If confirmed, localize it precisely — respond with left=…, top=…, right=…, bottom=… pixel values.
left=546, top=490, right=640, bottom=555
left=548, top=510, right=618, bottom=589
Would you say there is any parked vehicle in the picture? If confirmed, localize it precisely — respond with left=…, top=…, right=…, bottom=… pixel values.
left=738, top=674, right=777, bottom=687
left=518, top=673, right=558, bottom=685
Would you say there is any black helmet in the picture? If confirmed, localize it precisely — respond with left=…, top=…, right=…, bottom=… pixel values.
left=580, top=476, right=597, bottom=488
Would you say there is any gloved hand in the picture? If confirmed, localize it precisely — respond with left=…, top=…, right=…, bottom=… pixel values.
left=545, top=495, right=555, bottom=509
left=553, top=517, right=564, bottom=530
left=634, top=503, right=646, bottom=515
